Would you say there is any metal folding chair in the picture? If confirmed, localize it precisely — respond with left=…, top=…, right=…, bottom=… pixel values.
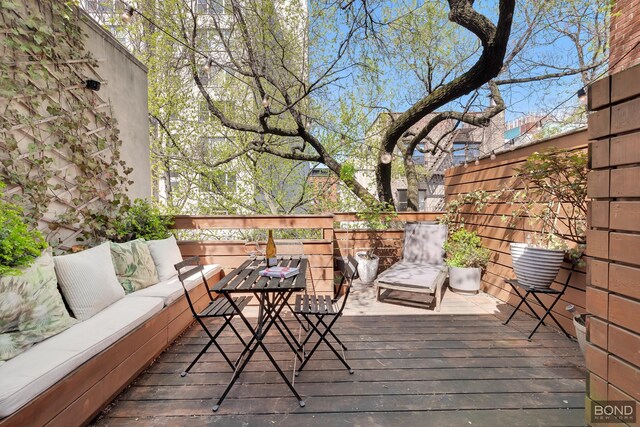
left=174, top=256, right=251, bottom=376
left=502, top=265, right=575, bottom=340
left=293, top=255, right=359, bottom=376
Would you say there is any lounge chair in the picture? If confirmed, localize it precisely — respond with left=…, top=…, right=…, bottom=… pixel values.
left=374, top=222, right=448, bottom=311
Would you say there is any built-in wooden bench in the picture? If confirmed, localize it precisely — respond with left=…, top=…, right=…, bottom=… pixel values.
left=0, top=268, right=223, bottom=427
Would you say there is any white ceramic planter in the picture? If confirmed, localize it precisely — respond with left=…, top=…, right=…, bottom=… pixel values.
left=449, top=267, right=481, bottom=295
left=355, top=252, right=379, bottom=284
left=573, top=316, right=587, bottom=355
left=510, top=243, right=564, bottom=288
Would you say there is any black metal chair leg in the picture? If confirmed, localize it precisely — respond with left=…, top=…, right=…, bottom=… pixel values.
left=182, top=339, right=215, bottom=376
left=191, top=317, right=236, bottom=371
left=503, top=288, right=530, bottom=325
left=263, top=294, right=304, bottom=360
left=285, top=299, right=308, bottom=332
left=316, top=315, right=348, bottom=351
left=529, top=292, right=571, bottom=339
left=226, top=316, right=247, bottom=347
left=214, top=290, right=305, bottom=412
left=296, top=313, right=352, bottom=375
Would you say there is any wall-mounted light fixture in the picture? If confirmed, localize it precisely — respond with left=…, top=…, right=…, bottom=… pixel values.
left=121, top=5, right=135, bottom=23
left=85, top=79, right=101, bottom=91
left=577, top=88, right=587, bottom=105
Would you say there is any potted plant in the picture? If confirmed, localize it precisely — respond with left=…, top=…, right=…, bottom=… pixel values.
left=0, top=184, right=48, bottom=276
left=354, top=202, right=397, bottom=284
left=444, top=228, right=490, bottom=294
left=566, top=305, right=587, bottom=355
left=506, top=148, right=587, bottom=288
left=108, top=198, right=174, bottom=242
left=355, top=249, right=379, bottom=284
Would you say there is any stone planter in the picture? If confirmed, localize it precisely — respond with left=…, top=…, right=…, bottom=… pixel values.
left=573, top=315, right=587, bottom=355
left=449, top=266, right=481, bottom=295
left=355, top=251, right=379, bottom=284
left=509, top=243, right=565, bottom=288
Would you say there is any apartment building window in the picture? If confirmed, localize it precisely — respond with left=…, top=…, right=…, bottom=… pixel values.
left=197, top=0, right=225, bottom=15
left=198, top=100, right=212, bottom=122
left=452, top=142, right=480, bottom=165
left=167, top=171, right=180, bottom=192
left=309, top=168, right=330, bottom=177
left=396, top=189, right=427, bottom=211
left=200, top=172, right=236, bottom=193
left=83, top=0, right=116, bottom=13
left=197, top=136, right=226, bottom=159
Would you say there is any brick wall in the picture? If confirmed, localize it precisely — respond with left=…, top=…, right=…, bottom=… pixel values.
left=586, top=63, right=640, bottom=424
left=610, top=0, right=640, bottom=74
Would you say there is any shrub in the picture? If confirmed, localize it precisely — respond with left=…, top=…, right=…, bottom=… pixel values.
left=0, top=187, right=47, bottom=276
left=444, top=228, right=490, bottom=269
left=110, top=199, right=173, bottom=242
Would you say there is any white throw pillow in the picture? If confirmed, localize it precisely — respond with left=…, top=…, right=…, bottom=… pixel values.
left=54, top=242, right=125, bottom=321
left=146, top=235, right=183, bottom=281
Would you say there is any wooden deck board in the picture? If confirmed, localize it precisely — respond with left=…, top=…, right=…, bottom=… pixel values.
left=94, top=314, right=585, bottom=426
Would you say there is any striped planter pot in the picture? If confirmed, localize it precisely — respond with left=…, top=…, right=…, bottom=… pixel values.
left=509, top=243, right=565, bottom=288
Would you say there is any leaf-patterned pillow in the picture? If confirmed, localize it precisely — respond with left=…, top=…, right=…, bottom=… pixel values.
left=110, top=239, right=159, bottom=293
left=0, top=250, right=77, bottom=361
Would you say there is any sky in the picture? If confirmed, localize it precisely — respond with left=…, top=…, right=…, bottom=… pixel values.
left=307, top=0, right=605, bottom=126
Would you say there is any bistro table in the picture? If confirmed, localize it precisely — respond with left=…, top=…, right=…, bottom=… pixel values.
left=211, top=255, right=308, bottom=411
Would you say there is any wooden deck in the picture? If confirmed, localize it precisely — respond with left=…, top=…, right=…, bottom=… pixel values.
left=94, top=311, right=585, bottom=426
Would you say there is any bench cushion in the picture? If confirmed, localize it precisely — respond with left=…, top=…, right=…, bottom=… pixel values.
left=127, top=264, right=221, bottom=306
left=0, top=296, right=163, bottom=418
left=375, top=261, right=447, bottom=293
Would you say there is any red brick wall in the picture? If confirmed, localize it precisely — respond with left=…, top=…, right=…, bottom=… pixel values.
left=610, top=0, right=640, bottom=73
left=586, top=63, right=640, bottom=424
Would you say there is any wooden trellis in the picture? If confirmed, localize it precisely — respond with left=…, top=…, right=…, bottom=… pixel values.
left=0, top=0, right=131, bottom=251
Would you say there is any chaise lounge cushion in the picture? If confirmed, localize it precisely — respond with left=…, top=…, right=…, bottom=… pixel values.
left=54, top=242, right=125, bottom=321
left=375, top=261, right=447, bottom=293
left=127, top=264, right=221, bottom=306
left=146, top=236, right=183, bottom=281
left=0, top=296, right=163, bottom=418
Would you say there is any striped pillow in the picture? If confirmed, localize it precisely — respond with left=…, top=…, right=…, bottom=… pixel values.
left=54, top=242, right=125, bottom=321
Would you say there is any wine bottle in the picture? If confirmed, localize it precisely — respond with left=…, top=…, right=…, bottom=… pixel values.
left=266, top=230, right=277, bottom=267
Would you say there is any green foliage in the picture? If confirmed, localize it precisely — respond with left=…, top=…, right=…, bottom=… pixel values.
left=441, top=190, right=493, bottom=232
left=0, top=186, right=47, bottom=276
left=356, top=201, right=398, bottom=231
left=109, top=199, right=174, bottom=242
left=443, top=228, right=490, bottom=269
left=339, top=162, right=356, bottom=183
left=507, top=148, right=588, bottom=260
left=0, top=0, right=132, bottom=249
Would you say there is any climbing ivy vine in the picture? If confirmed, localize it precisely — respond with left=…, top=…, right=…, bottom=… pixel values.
left=0, top=0, right=132, bottom=250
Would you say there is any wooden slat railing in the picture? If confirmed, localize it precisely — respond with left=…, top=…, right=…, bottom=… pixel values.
left=171, top=212, right=444, bottom=294
left=171, top=214, right=335, bottom=294
left=333, top=212, right=442, bottom=271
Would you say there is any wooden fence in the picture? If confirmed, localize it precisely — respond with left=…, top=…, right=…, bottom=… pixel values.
left=172, top=214, right=335, bottom=295
left=173, top=128, right=589, bottom=333
left=333, top=212, right=441, bottom=271
left=171, top=212, right=443, bottom=296
left=445, top=128, right=589, bottom=334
